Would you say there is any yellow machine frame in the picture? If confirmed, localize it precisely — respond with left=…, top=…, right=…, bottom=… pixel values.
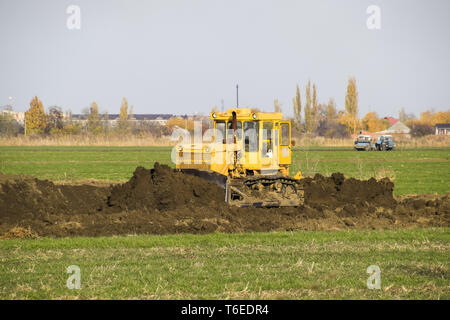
left=175, top=108, right=294, bottom=178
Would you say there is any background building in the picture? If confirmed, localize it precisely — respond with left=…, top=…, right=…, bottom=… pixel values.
left=435, top=123, right=450, bottom=135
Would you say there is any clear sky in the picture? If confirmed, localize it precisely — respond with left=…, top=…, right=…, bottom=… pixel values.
left=1, top=0, right=449, bottom=117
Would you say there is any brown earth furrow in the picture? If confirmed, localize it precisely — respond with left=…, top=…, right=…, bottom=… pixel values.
left=0, top=163, right=448, bottom=238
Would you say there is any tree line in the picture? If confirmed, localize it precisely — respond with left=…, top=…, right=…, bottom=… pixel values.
left=285, top=77, right=363, bottom=138
left=281, top=77, right=449, bottom=138
left=23, top=96, right=136, bottom=136
left=0, top=96, right=171, bottom=138
left=1, top=82, right=449, bottom=138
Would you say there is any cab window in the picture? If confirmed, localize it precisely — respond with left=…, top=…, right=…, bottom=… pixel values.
left=215, top=121, right=226, bottom=143
left=244, top=121, right=258, bottom=152
left=262, top=122, right=273, bottom=157
left=227, top=121, right=242, bottom=141
left=281, top=123, right=289, bottom=146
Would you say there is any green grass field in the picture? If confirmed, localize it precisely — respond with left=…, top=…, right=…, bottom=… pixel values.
left=0, top=146, right=449, bottom=299
left=0, top=229, right=448, bottom=299
left=0, top=146, right=449, bottom=194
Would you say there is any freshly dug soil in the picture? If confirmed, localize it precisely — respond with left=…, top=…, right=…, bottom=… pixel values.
left=0, top=164, right=448, bottom=238
left=106, top=163, right=224, bottom=212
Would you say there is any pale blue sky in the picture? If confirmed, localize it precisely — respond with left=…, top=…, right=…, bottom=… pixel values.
left=1, top=0, right=449, bottom=117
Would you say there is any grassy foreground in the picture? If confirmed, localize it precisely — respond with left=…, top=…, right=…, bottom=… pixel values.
left=0, top=229, right=448, bottom=299
left=0, top=146, right=449, bottom=195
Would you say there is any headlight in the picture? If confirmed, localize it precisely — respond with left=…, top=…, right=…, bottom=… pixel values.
left=212, top=112, right=217, bottom=119
left=252, top=113, right=257, bottom=119
left=177, top=145, right=183, bottom=152
left=204, top=146, right=210, bottom=153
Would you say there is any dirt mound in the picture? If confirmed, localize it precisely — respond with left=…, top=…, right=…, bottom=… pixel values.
left=106, top=163, right=224, bottom=212
left=302, top=173, right=396, bottom=209
left=0, top=173, right=109, bottom=223
left=105, top=165, right=396, bottom=212
left=0, top=163, right=448, bottom=237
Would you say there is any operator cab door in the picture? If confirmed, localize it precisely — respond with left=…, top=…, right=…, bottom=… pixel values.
left=279, top=122, right=291, bottom=165
left=227, top=121, right=243, bottom=165
left=214, top=121, right=227, bottom=169
left=243, top=121, right=259, bottom=167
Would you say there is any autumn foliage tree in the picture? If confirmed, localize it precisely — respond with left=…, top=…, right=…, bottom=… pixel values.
left=312, top=83, right=318, bottom=131
left=415, top=110, right=450, bottom=125
left=362, top=112, right=388, bottom=132
left=304, top=81, right=313, bottom=133
left=87, top=101, right=102, bottom=134
left=292, top=84, right=302, bottom=133
left=326, top=98, right=337, bottom=121
left=345, top=77, right=358, bottom=117
left=118, top=97, right=130, bottom=133
left=166, top=116, right=195, bottom=133
left=338, top=113, right=361, bottom=134
left=25, top=96, right=47, bottom=135
left=339, top=77, right=360, bottom=134
left=405, top=110, right=450, bottom=137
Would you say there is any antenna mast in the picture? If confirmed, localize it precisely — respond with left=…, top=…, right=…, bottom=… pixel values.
left=236, top=84, right=239, bottom=108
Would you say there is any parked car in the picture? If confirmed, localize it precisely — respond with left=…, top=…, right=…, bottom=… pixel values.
left=354, top=135, right=374, bottom=151
left=375, top=135, right=395, bottom=151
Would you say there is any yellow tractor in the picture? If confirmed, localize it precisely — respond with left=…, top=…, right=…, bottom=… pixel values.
left=175, top=108, right=304, bottom=207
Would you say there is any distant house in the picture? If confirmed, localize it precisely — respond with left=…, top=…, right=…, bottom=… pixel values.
left=1, top=109, right=25, bottom=124
left=384, top=117, right=399, bottom=126
left=435, top=123, right=450, bottom=135
left=375, top=121, right=411, bottom=138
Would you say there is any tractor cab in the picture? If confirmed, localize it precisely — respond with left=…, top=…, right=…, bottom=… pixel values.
left=375, top=135, right=395, bottom=151
left=354, top=135, right=373, bottom=151
left=210, top=108, right=292, bottom=177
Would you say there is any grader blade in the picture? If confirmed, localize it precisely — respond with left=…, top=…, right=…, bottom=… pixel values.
left=181, top=169, right=227, bottom=189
